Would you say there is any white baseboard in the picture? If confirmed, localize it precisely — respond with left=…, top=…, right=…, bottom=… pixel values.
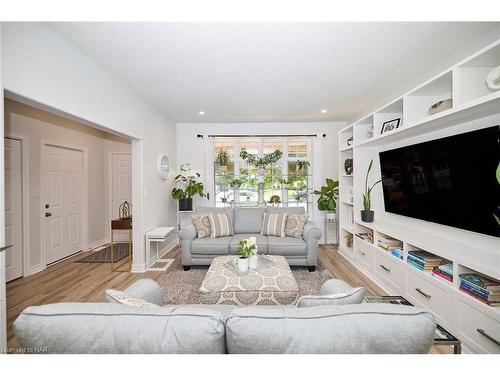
left=30, top=263, right=45, bottom=275
left=89, top=238, right=107, bottom=251
left=149, top=238, right=179, bottom=264
left=131, top=263, right=146, bottom=273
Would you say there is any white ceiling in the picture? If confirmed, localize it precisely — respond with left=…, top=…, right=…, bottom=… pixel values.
left=48, top=22, right=499, bottom=123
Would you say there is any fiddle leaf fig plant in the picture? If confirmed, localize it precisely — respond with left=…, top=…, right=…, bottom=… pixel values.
left=313, top=178, right=339, bottom=211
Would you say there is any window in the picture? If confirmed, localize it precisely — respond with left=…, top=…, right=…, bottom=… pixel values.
left=213, top=138, right=312, bottom=211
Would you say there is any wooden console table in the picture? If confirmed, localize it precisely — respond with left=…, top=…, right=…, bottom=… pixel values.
left=111, top=217, right=132, bottom=272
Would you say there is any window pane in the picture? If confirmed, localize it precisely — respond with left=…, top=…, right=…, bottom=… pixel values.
left=288, top=142, right=308, bottom=158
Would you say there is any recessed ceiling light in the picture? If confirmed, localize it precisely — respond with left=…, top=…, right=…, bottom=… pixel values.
left=321, top=109, right=327, bottom=114
left=199, top=111, right=205, bottom=115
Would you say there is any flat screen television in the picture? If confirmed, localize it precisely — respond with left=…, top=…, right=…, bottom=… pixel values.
left=379, top=125, right=500, bottom=238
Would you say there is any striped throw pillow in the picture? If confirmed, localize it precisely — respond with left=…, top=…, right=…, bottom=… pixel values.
left=208, top=213, right=234, bottom=238
left=261, top=212, right=288, bottom=237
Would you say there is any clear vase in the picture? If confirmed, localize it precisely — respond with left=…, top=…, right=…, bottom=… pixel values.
left=249, top=254, right=259, bottom=269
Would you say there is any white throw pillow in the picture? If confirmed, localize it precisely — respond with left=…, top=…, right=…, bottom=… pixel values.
left=285, top=214, right=308, bottom=238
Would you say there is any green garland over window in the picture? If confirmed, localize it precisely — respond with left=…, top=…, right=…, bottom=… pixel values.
left=239, top=148, right=283, bottom=168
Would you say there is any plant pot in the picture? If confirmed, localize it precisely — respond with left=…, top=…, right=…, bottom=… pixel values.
left=326, top=211, right=336, bottom=221
left=249, top=254, right=259, bottom=269
left=361, top=210, right=374, bottom=222
left=237, top=257, right=249, bottom=272
left=220, top=165, right=228, bottom=172
left=178, top=197, right=193, bottom=212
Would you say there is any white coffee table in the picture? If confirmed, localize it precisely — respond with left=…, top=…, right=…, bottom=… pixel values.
left=199, top=255, right=299, bottom=306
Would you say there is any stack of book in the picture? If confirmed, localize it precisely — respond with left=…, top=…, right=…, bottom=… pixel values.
left=432, top=263, right=453, bottom=282
left=459, top=273, right=500, bottom=307
left=407, top=250, right=443, bottom=272
left=377, top=237, right=403, bottom=259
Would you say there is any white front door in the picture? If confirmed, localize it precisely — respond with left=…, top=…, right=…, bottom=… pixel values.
left=111, top=153, right=132, bottom=241
left=4, top=138, right=23, bottom=282
left=45, top=145, right=84, bottom=264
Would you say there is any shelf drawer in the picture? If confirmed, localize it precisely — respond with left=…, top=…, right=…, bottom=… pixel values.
left=353, top=237, right=373, bottom=271
left=454, top=295, right=500, bottom=353
left=374, top=250, right=405, bottom=293
left=407, top=269, right=453, bottom=328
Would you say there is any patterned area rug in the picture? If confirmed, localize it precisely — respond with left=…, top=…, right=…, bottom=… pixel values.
left=76, top=243, right=131, bottom=263
left=158, top=262, right=334, bottom=305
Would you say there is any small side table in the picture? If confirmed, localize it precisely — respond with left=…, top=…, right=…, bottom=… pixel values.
left=324, top=218, right=339, bottom=245
left=146, top=227, right=176, bottom=271
left=111, top=217, right=132, bottom=272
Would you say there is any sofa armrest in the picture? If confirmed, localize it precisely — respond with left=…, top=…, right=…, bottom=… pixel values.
left=303, top=223, right=321, bottom=243
left=123, top=279, right=164, bottom=305
left=303, top=223, right=321, bottom=267
left=179, top=223, right=197, bottom=266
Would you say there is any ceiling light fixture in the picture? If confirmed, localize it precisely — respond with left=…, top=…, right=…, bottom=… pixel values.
left=321, top=109, right=327, bottom=114
left=199, top=111, right=205, bottom=115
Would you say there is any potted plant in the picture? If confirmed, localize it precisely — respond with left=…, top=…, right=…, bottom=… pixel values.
left=215, top=147, right=231, bottom=172
left=236, top=237, right=257, bottom=272
left=361, top=159, right=381, bottom=223
left=295, top=160, right=310, bottom=175
left=313, top=178, right=339, bottom=221
left=229, top=178, right=242, bottom=189
left=171, top=163, right=206, bottom=211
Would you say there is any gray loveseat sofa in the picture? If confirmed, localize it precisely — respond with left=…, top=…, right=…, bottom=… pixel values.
left=14, top=279, right=437, bottom=354
left=179, top=206, right=322, bottom=271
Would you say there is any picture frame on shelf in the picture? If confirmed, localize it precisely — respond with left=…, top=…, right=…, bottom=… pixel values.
left=381, top=118, right=401, bottom=134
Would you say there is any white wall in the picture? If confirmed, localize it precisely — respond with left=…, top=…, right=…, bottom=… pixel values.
left=1, top=23, right=177, bottom=272
left=4, top=99, right=132, bottom=273
left=176, top=122, right=346, bottom=236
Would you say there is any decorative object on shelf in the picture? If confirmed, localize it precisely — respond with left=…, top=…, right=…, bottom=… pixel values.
left=215, top=147, right=231, bottom=172
left=429, top=97, right=453, bottom=115
left=361, top=159, right=381, bottom=222
left=380, top=118, right=401, bottom=134
left=494, top=161, right=500, bottom=225
left=119, top=200, right=132, bottom=219
left=344, top=158, right=353, bottom=175
left=156, top=154, right=170, bottom=180
left=345, top=233, right=353, bottom=248
left=486, top=65, right=500, bottom=91
left=269, top=195, right=281, bottom=206
left=171, top=163, right=206, bottom=211
left=347, top=136, right=354, bottom=146
left=313, top=178, right=339, bottom=216
left=428, top=91, right=452, bottom=115
left=367, top=126, right=374, bottom=139
left=236, top=237, right=257, bottom=272
left=239, top=148, right=283, bottom=168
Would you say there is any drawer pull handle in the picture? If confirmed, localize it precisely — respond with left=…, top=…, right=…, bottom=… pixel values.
left=415, top=288, right=431, bottom=299
left=380, top=264, right=391, bottom=272
left=477, top=329, right=500, bottom=346
left=359, top=251, right=366, bottom=256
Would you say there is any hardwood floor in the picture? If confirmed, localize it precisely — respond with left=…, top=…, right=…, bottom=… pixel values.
left=6, top=245, right=451, bottom=353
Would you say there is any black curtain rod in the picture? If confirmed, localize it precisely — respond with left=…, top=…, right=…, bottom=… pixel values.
left=205, top=134, right=325, bottom=138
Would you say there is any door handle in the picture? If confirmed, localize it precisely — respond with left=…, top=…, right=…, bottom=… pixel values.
left=45, top=212, right=52, bottom=217
left=476, top=329, right=500, bottom=346
left=415, top=287, right=431, bottom=299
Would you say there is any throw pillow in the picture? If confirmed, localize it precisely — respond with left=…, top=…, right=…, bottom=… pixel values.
left=192, top=214, right=211, bottom=238
left=208, top=213, right=234, bottom=238
left=285, top=214, right=308, bottom=238
left=261, top=212, right=288, bottom=237
left=105, top=289, right=159, bottom=308
left=296, top=287, right=365, bottom=308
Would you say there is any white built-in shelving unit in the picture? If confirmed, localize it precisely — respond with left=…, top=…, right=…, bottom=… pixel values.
left=338, top=39, right=500, bottom=354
